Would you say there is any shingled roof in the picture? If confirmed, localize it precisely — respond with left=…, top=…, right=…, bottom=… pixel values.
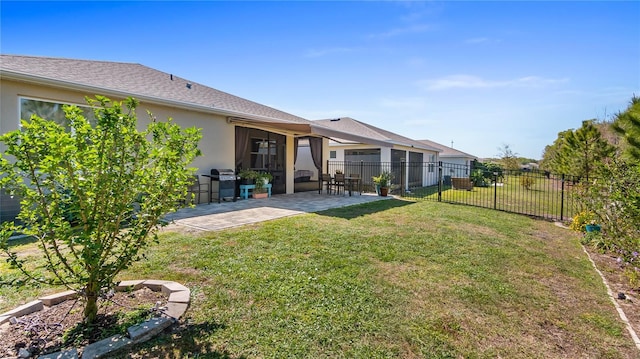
left=417, top=139, right=477, bottom=159
left=0, top=54, right=310, bottom=125
left=314, top=117, right=440, bottom=152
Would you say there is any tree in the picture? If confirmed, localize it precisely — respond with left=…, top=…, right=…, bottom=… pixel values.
left=612, top=95, right=640, bottom=161
left=563, top=120, right=615, bottom=180
left=497, top=144, right=520, bottom=171
left=0, top=96, right=202, bottom=323
left=540, top=129, right=572, bottom=174
left=541, top=120, right=614, bottom=178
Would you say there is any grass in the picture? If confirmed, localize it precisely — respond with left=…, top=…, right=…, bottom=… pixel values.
left=1, top=200, right=637, bottom=358
left=407, top=173, right=580, bottom=221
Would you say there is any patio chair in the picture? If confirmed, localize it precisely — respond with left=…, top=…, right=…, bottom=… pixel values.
left=186, top=175, right=210, bottom=204
left=333, top=173, right=346, bottom=195
left=319, top=173, right=333, bottom=194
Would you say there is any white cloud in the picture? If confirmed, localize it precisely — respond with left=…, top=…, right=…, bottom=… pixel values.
left=419, top=75, right=569, bottom=91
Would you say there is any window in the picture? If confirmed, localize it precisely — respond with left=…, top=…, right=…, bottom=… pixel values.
left=20, top=98, right=96, bottom=129
left=429, top=154, right=436, bottom=173
left=344, top=149, right=380, bottom=162
left=250, top=138, right=277, bottom=169
left=329, top=151, right=336, bottom=159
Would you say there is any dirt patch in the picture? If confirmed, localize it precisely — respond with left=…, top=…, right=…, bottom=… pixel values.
left=585, top=247, right=640, bottom=338
left=0, top=287, right=167, bottom=358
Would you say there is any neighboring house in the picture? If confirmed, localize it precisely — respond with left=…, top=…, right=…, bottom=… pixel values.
left=520, top=162, right=540, bottom=171
left=417, top=139, right=478, bottom=179
left=313, top=117, right=441, bottom=188
left=0, top=54, right=371, bottom=222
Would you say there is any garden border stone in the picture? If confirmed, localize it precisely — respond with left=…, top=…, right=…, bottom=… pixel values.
left=0, top=279, right=190, bottom=358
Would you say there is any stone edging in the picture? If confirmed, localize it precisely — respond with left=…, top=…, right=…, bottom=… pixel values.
left=581, top=247, right=640, bottom=351
left=0, top=279, right=190, bottom=359
left=554, top=222, right=640, bottom=351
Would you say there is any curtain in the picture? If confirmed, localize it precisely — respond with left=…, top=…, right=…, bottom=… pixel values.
left=235, top=127, right=250, bottom=168
left=309, top=136, right=323, bottom=172
left=294, top=137, right=299, bottom=165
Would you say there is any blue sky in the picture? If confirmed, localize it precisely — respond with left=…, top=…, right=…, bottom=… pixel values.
left=2, top=1, right=639, bottom=159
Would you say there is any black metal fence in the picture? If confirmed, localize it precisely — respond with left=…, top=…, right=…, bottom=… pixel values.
left=327, top=160, right=582, bottom=222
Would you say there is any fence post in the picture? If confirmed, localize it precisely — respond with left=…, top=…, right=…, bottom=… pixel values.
left=560, top=174, right=565, bottom=222
left=360, top=161, right=364, bottom=191
left=400, top=159, right=405, bottom=194
left=438, top=161, right=443, bottom=202
left=493, top=172, right=498, bottom=210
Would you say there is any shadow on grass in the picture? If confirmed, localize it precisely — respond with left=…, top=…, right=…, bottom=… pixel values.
left=6, top=233, right=38, bottom=247
left=115, top=320, right=243, bottom=359
left=316, top=198, right=415, bottom=220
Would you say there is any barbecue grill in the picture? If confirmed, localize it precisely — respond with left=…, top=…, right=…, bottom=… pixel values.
left=209, top=168, right=237, bottom=203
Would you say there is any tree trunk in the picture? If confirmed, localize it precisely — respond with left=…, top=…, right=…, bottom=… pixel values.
left=83, top=279, right=99, bottom=324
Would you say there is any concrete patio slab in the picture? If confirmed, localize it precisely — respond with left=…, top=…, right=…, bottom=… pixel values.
left=163, top=191, right=390, bottom=232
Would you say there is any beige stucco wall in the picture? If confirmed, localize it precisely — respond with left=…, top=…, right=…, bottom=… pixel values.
left=0, top=79, right=236, bottom=174
left=0, top=79, right=246, bottom=219
left=0, top=78, right=307, bottom=221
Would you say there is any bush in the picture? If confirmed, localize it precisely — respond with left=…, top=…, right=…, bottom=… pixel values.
left=570, top=211, right=595, bottom=232
left=520, top=176, right=535, bottom=190
left=0, top=96, right=202, bottom=323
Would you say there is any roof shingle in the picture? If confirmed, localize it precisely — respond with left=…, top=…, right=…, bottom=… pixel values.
left=315, top=117, right=440, bottom=152
left=0, top=54, right=309, bottom=124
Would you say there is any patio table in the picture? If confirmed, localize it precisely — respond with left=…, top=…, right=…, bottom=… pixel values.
left=344, top=176, right=361, bottom=196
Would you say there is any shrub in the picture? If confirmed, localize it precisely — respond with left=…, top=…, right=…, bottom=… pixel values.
left=570, top=211, right=595, bottom=232
left=520, top=176, right=535, bottom=190
left=0, top=96, right=202, bottom=323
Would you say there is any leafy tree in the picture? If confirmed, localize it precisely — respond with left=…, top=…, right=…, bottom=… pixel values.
left=579, top=158, right=640, bottom=286
left=612, top=95, right=640, bottom=161
left=0, top=96, right=201, bottom=323
left=497, top=144, right=520, bottom=171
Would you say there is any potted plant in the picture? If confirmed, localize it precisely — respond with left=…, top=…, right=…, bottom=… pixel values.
left=585, top=220, right=602, bottom=233
left=372, top=171, right=393, bottom=197
left=238, top=169, right=258, bottom=185
left=253, top=172, right=273, bottom=199
left=570, top=210, right=599, bottom=233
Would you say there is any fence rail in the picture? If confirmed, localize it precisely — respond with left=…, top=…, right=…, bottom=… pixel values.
left=327, top=160, right=583, bottom=222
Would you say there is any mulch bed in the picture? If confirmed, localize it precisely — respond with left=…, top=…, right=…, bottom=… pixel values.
left=0, top=287, right=167, bottom=358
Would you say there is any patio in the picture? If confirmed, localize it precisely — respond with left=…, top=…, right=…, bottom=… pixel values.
left=163, top=191, right=391, bottom=232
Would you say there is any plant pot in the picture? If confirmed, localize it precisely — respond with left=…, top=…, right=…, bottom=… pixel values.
left=380, top=187, right=388, bottom=197
left=253, top=192, right=268, bottom=199
left=240, top=179, right=254, bottom=185
left=585, top=224, right=601, bottom=233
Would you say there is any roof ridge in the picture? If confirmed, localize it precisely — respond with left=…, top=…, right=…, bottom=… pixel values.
left=0, top=54, right=141, bottom=66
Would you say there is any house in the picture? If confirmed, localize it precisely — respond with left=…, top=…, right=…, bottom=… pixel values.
left=416, top=139, right=478, bottom=179
left=0, top=54, right=374, bottom=222
left=313, top=117, right=441, bottom=189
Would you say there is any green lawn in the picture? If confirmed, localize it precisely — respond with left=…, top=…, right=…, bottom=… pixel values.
left=408, top=174, right=579, bottom=221
left=1, top=200, right=637, bottom=358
